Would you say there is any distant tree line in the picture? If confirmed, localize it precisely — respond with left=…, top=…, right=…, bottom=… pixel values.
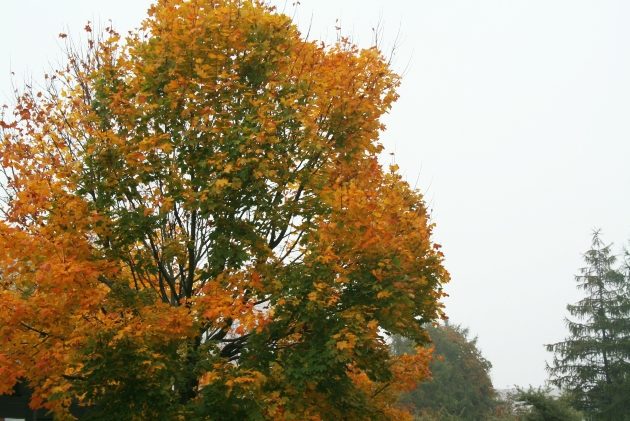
left=394, top=230, right=630, bottom=421
left=391, top=325, right=581, bottom=420
left=392, top=323, right=495, bottom=420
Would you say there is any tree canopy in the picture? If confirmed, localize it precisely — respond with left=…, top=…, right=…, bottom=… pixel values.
left=392, top=323, right=496, bottom=420
left=0, top=0, right=449, bottom=419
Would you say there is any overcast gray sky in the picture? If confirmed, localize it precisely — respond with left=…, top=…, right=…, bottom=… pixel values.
left=2, top=1, right=629, bottom=390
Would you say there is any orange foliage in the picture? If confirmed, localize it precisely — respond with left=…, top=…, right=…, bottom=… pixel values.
left=0, top=0, right=449, bottom=418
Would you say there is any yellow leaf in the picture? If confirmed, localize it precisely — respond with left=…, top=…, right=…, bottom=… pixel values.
left=376, top=290, right=391, bottom=299
left=336, top=341, right=349, bottom=350
left=214, top=178, right=230, bottom=189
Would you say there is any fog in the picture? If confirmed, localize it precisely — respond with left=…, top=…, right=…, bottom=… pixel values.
left=2, top=0, right=629, bottom=389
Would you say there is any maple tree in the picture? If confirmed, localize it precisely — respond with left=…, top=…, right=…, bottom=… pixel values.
left=0, top=0, right=449, bottom=419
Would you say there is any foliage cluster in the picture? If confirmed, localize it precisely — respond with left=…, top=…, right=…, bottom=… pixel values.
left=500, top=387, right=583, bottom=421
left=391, top=324, right=496, bottom=420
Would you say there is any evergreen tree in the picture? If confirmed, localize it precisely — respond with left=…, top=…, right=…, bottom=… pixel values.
left=546, top=230, right=630, bottom=420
